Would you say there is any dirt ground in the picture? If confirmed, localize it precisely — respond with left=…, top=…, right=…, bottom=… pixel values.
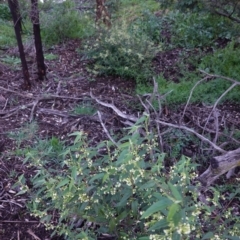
left=0, top=39, right=240, bottom=239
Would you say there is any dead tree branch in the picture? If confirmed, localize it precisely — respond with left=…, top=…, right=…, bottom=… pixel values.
left=198, top=148, right=240, bottom=186
left=97, top=111, right=117, bottom=146
left=91, top=72, right=240, bottom=186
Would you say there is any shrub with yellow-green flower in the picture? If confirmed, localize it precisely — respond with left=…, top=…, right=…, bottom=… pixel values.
left=84, top=21, right=160, bottom=83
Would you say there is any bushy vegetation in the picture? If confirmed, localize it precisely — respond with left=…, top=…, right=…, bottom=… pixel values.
left=83, top=20, right=159, bottom=83
left=72, top=101, right=97, bottom=115
left=0, top=3, right=11, bottom=20
left=200, top=42, right=240, bottom=79
left=2, top=0, right=240, bottom=239
left=0, top=19, right=16, bottom=47
left=168, top=12, right=236, bottom=48
left=13, top=119, right=240, bottom=239
left=40, top=1, right=94, bottom=46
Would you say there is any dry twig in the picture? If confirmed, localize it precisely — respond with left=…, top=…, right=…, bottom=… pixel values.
left=97, top=111, right=117, bottom=146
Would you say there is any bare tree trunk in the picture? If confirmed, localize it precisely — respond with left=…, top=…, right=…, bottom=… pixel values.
left=30, top=0, right=46, bottom=81
left=95, top=0, right=111, bottom=28
left=198, top=148, right=240, bottom=186
left=8, top=0, right=31, bottom=90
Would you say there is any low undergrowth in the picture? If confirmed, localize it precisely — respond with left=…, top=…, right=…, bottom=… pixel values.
left=40, top=1, right=94, bottom=46
left=0, top=19, right=16, bottom=47
left=83, top=20, right=159, bottom=83
left=2, top=1, right=240, bottom=239
left=12, top=118, right=240, bottom=239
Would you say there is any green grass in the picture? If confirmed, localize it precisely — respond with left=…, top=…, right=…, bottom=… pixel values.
left=0, top=55, right=21, bottom=67
left=72, top=102, right=97, bottom=115
left=0, top=20, right=16, bottom=47
left=117, top=0, right=160, bottom=21
left=137, top=70, right=240, bottom=108
left=40, top=1, right=95, bottom=46
left=44, top=53, right=58, bottom=61
left=200, top=42, right=240, bottom=80
left=121, top=0, right=159, bottom=11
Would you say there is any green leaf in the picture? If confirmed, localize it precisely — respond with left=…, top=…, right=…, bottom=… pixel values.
left=153, top=192, right=164, bottom=200
left=172, top=232, right=181, bottom=240
left=135, top=115, right=148, bottom=124
left=141, top=198, right=172, bottom=219
left=138, top=237, right=150, bottom=240
left=139, top=180, right=156, bottom=190
left=116, top=149, right=130, bottom=166
left=68, top=178, right=74, bottom=191
left=69, top=131, right=84, bottom=144
left=34, top=178, right=46, bottom=187
left=56, top=178, right=69, bottom=188
left=167, top=203, right=180, bottom=222
left=131, top=200, right=138, bottom=217
left=148, top=219, right=168, bottom=232
left=102, top=173, right=109, bottom=183
left=116, top=211, right=128, bottom=221
left=41, top=214, right=52, bottom=223
left=109, top=218, right=116, bottom=232
left=71, top=166, right=77, bottom=180
left=168, top=182, right=182, bottom=201
left=223, top=237, right=240, bottom=240
left=89, top=173, right=105, bottom=184
left=86, top=185, right=95, bottom=194
left=116, top=189, right=132, bottom=207
left=18, top=174, right=26, bottom=184
left=201, top=232, right=214, bottom=239
left=16, top=189, right=28, bottom=196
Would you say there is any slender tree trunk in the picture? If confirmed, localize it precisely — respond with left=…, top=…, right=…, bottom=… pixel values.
left=96, top=0, right=111, bottom=28
left=8, top=0, right=31, bottom=90
left=30, top=0, right=46, bottom=81
left=14, top=0, right=22, bottom=32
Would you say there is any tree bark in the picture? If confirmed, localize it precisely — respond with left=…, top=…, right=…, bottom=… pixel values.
left=8, top=0, right=31, bottom=90
left=30, top=0, right=46, bottom=81
left=95, top=0, right=111, bottom=28
left=198, top=148, right=240, bottom=186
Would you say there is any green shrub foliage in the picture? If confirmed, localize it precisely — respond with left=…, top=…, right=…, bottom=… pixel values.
left=14, top=117, right=240, bottom=239
left=0, top=3, right=11, bottom=20
left=165, top=11, right=237, bottom=48
left=200, top=41, right=240, bottom=79
left=83, top=20, right=159, bottom=83
left=40, top=0, right=94, bottom=46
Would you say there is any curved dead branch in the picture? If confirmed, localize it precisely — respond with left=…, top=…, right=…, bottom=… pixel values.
left=91, top=74, right=240, bottom=187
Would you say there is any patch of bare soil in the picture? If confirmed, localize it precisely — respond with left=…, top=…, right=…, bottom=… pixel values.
left=0, top=39, right=240, bottom=239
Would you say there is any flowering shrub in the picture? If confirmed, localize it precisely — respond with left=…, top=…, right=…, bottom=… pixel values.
left=15, top=117, right=240, bottom=239
left=83, top=21, right=159, bottom=83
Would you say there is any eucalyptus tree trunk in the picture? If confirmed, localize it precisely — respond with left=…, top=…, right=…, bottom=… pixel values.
left=30, top=0, right=46, bottom=81
left=96, top=0, right=111, bottom=27
left=8, top=0, right=31, bottom=90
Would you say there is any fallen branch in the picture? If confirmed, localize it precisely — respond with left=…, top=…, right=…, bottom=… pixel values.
left=0, top=85, right=86, bottom=100
left=155, top=120, right=226, bottom=154
left=202, top=82, right=238, bottom=135
left=199, top=70, right=240, bottom=84
left=198, top=148, right=240, bottom=186
left=90, top=91, right=138, bottom=122
left=27, top=229, right=41, bottom=240
left=90, top=75, right=240, bottom=186
left=91, top=91, right=226, bottom=153
left=30, top=98, right=40, bottom=122
left=181, top=76, right=209, bottom=123
left=97, top=111, right=117, bottom=146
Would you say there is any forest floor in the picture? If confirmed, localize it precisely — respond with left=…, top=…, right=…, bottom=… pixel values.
left=0, top=39, right=240, bottom=239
